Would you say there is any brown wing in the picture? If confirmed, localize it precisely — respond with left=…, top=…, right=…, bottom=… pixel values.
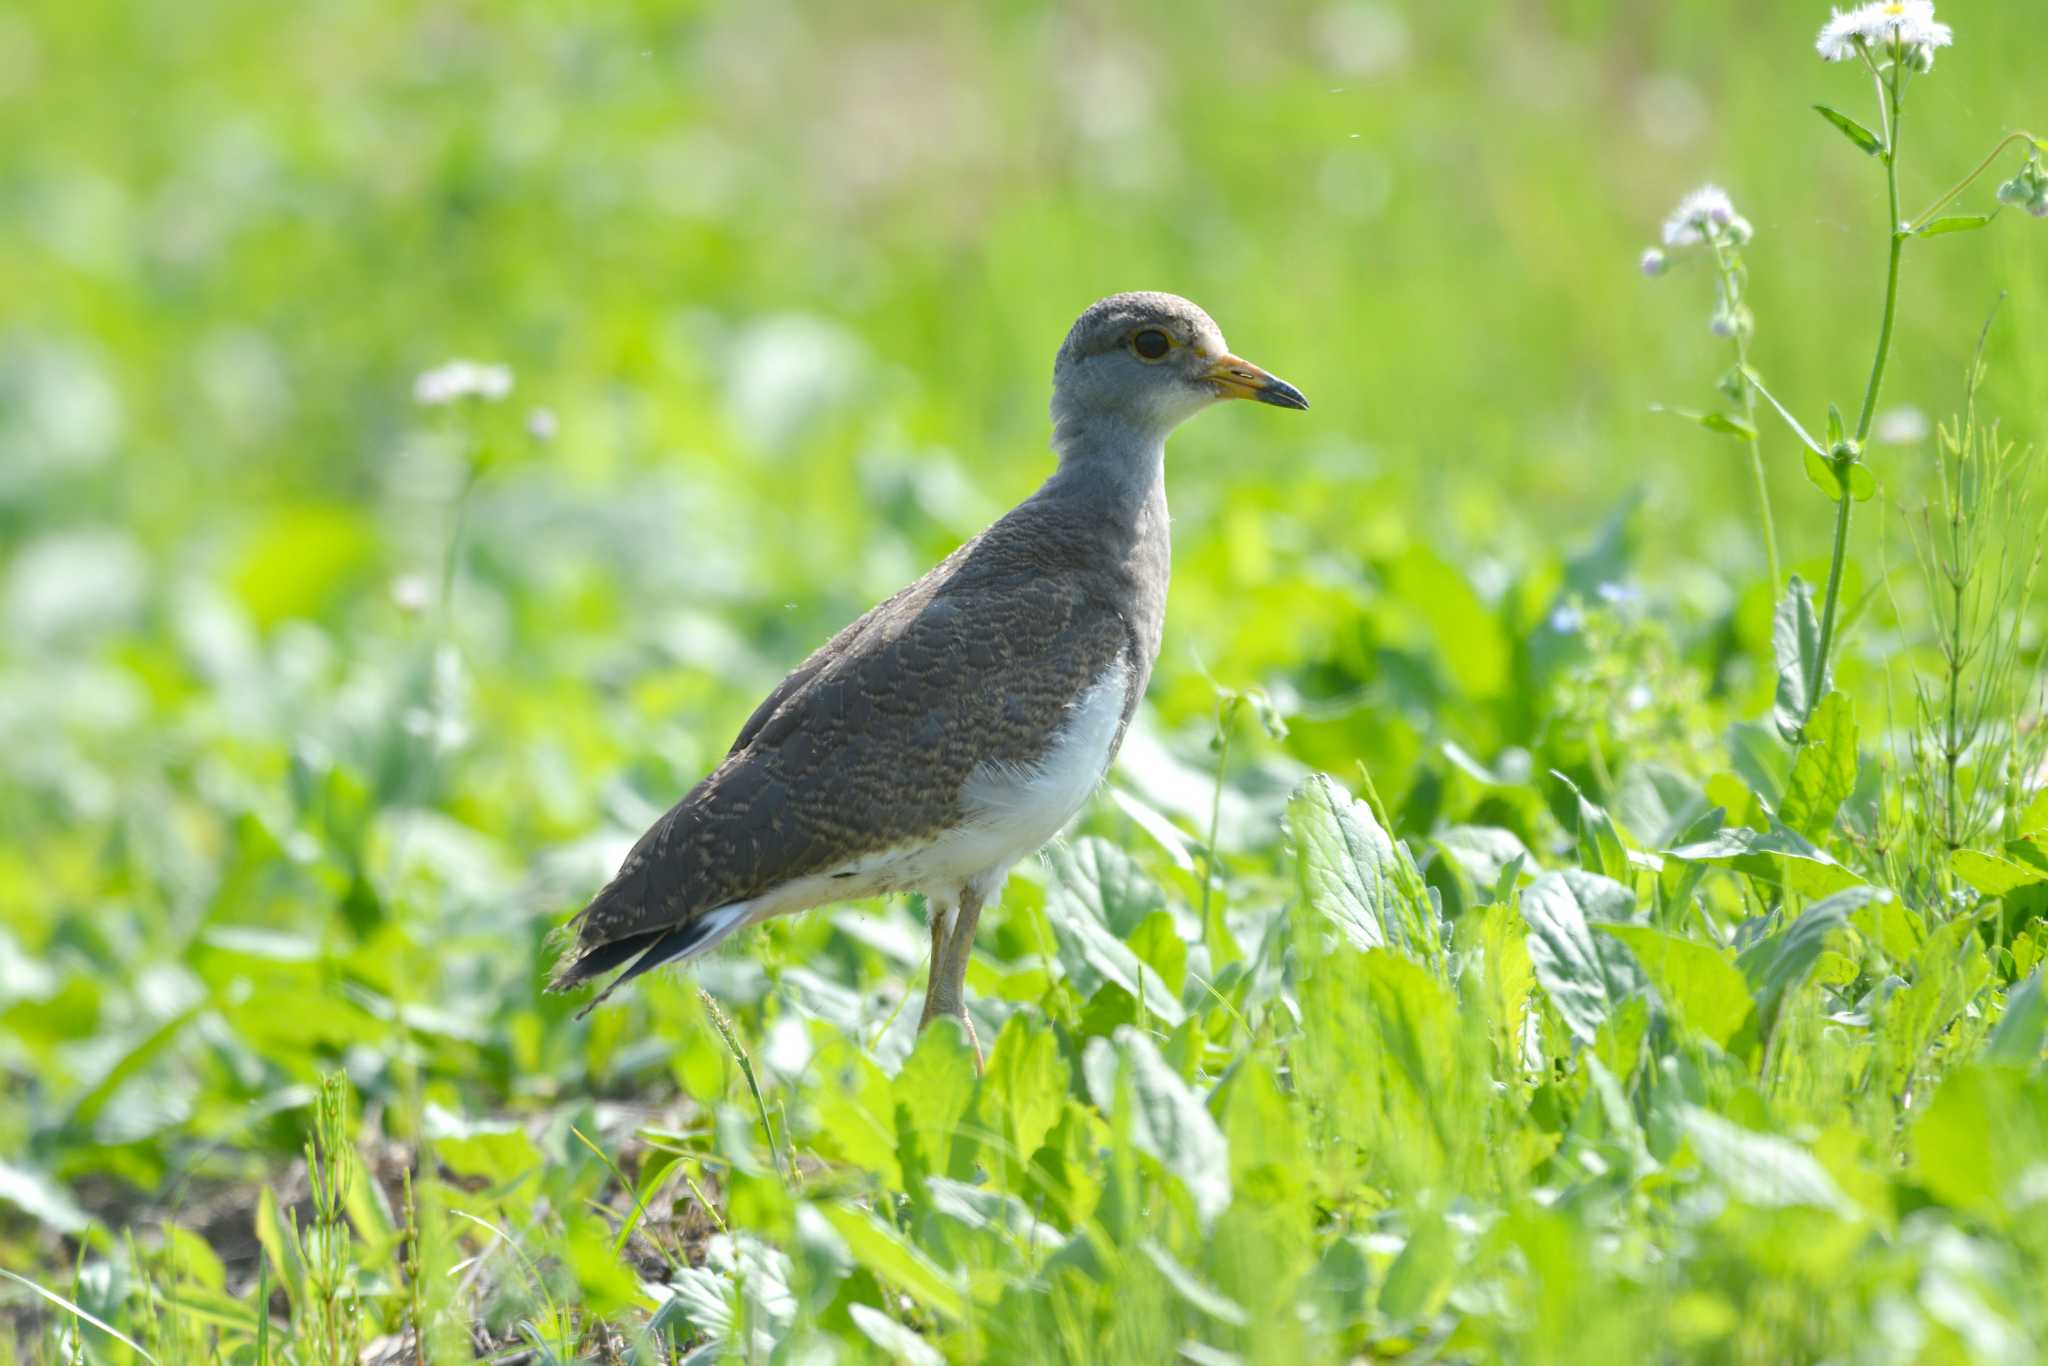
left=547, top=534, right=1136, bottom=995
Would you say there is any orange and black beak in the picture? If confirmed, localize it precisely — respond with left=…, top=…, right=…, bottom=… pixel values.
left=1202, top=353, right=1310, bottom=410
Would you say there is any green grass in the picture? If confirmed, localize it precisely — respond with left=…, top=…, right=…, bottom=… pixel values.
left=3, top=0, right=2046, bottom=1360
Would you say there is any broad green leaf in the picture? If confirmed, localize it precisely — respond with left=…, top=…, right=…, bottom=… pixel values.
left=1125, top=910, right=1187, bottom=1000
left=1952, top=848, right=2046, bottom=898
left=565, top=1217, right=643, bottom=1318
left=1593, top=993, right=1650, bottom=1083
left=1652, top=405, right=1756, bottom=440
left=1984, top=972, right=2047, bottom=1067
left=1814, top=103, right=1884, bottom=156
left=1804, top=448, right=1842, bottom=500
left=1212, top=1051, right=1305, bottom=1203
left=1728, top=722, right=1793, bottom=810
left=1053, top=837, right=1166, bottom=939
left=1698, top=412, right=1756, bottom=439
left=1387, top=545, right=1510, bottom=699
left=1554, top=771, right=1629, bottom=883
left=1378, top=1214, right=1455, bottom=1323
left=1433, top=825, right=1536, bottom=892
left=1614, top=764, right=1710, bottom=849
left=976, top=1013, right=1065, bottom=1190
left=808, top=1048, right=901, bottom=1187
left=67, top=1002, right=204, bottom=1132
left=1667, top=820, right=1862, bottom=896
left=1293, top=948, right=1482, bottom=1193
left=848, top=1304, right=944, bottom=1366
left=895, top=1017, right=979, bottom=1183
left=1518, top=870, right=1643, bottom=1043
left=1875, top=916, right=1994, bottom=1098
left=157, top=1224, right=228, bottom=1291
left=1909, top=1064, right=2048, bottom=1223
left=1773, top=577, right=1824, bottom=743
left=0, top=1161, right=87, bottom=1234
left=2019, top=789, right=2048, bottom=841
left=428, top=1114, right=543, bottom=1189
left=1082, top=1028, right=1231, bottom=1229
left=1044, top=842, right=1185, bottom=1027
left=1679, top=1107, right=1855, bottom=1215
left=1290, top=773, right=1440, bottom=967
left=655, top=1267, right=733, bottom=1341
left=1736, top=889, right=1874, bottom=1036
left=1142, top=1240, right=1249, bottom=1327
left=1598, top=924, right=1753, bottom=1053
left=820, top=1203, right=966, bottom=1323
left=1474, top=901, right=1536, bottom=1063
left=1778, top=691, right=1857, bottom=840
left=254, top=1186, right=306, bottom=1315
left=1914, top=213, right=1997, bottom=237
left=1584, top=1053, right=1653, bottom=1175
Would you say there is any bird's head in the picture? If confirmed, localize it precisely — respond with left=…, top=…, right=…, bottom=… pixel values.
left=1049, top=292, right=1307, bottom=456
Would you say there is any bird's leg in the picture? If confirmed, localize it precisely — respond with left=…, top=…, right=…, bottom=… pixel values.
left=918, top=894, right=962, bottom=1030
left=918, top=883, right=985, bottom=1069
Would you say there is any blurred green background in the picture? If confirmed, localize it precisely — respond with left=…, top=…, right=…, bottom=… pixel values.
left=2, top=0, right=2044, bottom=1355
left=7, top=0, right=2042, bottom=799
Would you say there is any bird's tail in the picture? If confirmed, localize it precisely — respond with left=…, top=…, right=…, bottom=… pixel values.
left=547, top=897, right=755, bottom=1017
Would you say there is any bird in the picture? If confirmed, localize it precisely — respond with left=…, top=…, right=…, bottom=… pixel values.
left=548, top=292, right=1307, bottom=1051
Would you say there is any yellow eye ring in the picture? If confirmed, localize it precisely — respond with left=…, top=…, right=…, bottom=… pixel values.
left=1131, top=329, right=1172, bottom=361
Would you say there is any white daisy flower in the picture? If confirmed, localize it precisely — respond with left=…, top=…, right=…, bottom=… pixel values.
left=413, top=359, right=513, bottom=406
left=1816, top=1, right=1953, bottom=65
left=1662, top=184, right=1739, bottom=248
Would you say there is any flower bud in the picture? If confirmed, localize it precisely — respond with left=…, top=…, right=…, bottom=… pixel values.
left=1709, top=304, right=1754, bottom=340
left=1725, top=215, right=1755, bottom=246
left=1640, top=248, right=1669, bottom=278
left=1999, top=176, right=2031, bottom=207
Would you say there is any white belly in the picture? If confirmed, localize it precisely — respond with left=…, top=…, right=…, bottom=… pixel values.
left=739, top=661, right=1131, bottom=925
left=949, top=658, right=1131, bottom=877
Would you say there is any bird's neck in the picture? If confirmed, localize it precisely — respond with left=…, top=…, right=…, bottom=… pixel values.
left=1046, top=410, right=1169, bottom=511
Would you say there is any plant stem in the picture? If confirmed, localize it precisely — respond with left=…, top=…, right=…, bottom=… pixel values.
left=701, top=989, right=794, bottom=1188
left=1201, top=697, right=1238, bottom=968
left=1816, top=58, right=1906, bottom=703
left=1905, top=130, right=2042, bottom=232
left=1741, top=382, right=1780, bottom=593
left=1709, top=233, right=1781, bottom=590
left=1853, top=69, right=1907, bottom=445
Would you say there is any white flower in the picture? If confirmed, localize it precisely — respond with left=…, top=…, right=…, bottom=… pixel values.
left=1640, top=247, right=1669, bottom=278
left=525, top=407, right=558, bottom=441
left=390, top=572, right=433, bottom=614
left=1816, top=2, right=1953, bottom=65
left=1662, top=184, right=1739, bottom=248
left=1874, top=406, right=1930, bottom=445
left=413, top=359, right=513, bottom=406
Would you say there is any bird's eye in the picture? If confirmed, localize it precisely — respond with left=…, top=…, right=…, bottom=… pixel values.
left=1131, top=329, right=1171, bottom=361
